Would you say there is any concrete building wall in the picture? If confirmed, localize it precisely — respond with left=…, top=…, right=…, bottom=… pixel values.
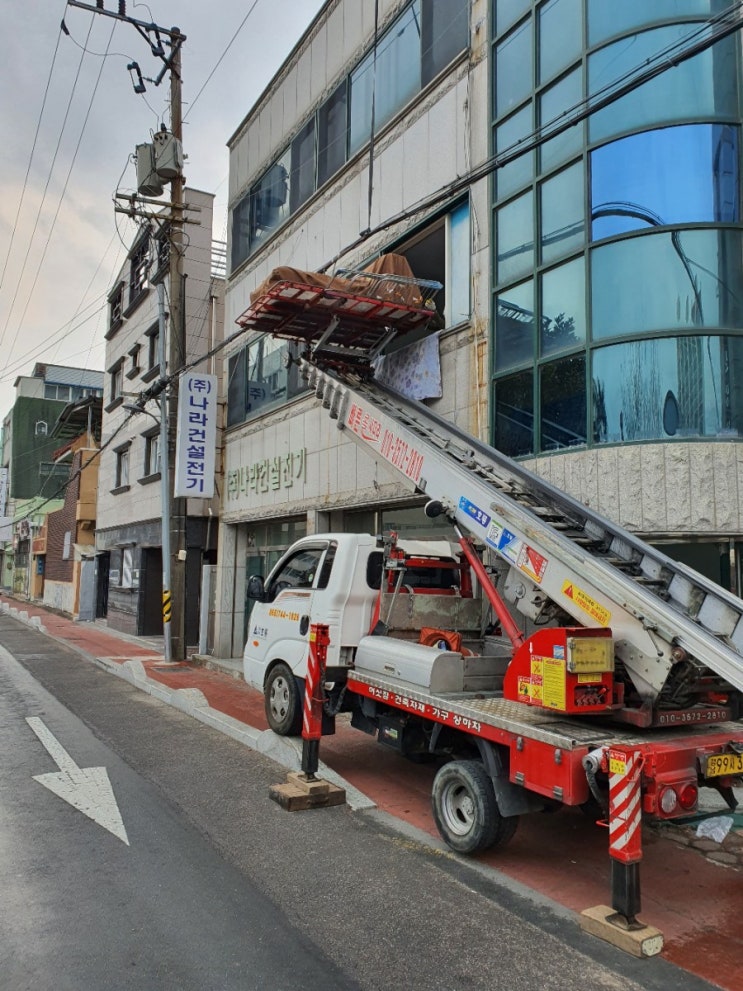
left=217, top=0, right=485, bottom=656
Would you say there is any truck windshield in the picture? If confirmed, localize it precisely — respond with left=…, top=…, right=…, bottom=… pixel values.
left=267, top=545, right=327, bottom=596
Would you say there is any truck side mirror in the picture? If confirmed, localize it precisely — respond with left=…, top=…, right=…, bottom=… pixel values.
left=247, top=575, right=266, bottom=601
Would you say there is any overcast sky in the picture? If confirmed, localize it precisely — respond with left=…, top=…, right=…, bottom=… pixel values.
left=0, top=0, right=324, bottom=417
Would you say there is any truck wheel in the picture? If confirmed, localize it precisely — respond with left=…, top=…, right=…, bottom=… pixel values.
left=265, top=663, right=303, bottom=736
left=432, top=760, right=518, bottom=854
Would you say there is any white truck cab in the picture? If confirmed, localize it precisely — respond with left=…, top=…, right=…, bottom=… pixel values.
left=243, top=533, right=382, bottom=733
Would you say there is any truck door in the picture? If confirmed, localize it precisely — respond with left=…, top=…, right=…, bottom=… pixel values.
left=245, top=541, right=333, bottom=686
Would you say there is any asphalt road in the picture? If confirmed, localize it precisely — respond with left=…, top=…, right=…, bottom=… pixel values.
left=0, top=615, right=720, bottom=991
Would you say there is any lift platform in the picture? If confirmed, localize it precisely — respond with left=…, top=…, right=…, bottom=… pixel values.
left=235, top=267, right=442, bottom=373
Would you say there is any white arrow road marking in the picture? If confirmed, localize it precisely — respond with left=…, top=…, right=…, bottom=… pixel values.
left=26, top=717, right=129, bottom=845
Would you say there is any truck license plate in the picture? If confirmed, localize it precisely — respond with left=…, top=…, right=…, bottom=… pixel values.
left=704, top=752, right=743, bottom=778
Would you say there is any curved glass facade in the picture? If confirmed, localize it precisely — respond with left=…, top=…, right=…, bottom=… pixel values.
left=491, top=3, right=743, bottom=457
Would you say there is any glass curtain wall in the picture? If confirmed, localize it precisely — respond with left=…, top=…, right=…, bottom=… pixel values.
left=491, top=0, right=742, bottom=456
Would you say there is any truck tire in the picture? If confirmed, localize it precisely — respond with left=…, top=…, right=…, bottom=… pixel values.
left=432, top=760, right=518, bottom=854
left=265, top=663, right=303, bottom=736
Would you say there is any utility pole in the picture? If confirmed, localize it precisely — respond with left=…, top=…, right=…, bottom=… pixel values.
left=68, top=2, right=188, bottom=658
left=167, top=27, right=187, bottom=659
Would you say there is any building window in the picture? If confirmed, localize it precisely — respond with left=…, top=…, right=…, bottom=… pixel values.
left=44, top=384, right=72, bottom=401
left=350, top=1, right=422, bottom=154
left=540, top=354, right=586, bottom=451
left=108, top=281, right=125, bottom=335
left=142, top=323, right=160, bottom=382
left=143, top=430, right=160, bottom=477
left=153, top=226, right=170, bottom=282
left=35, top=420, right=48, bottom=437
left=588, top=26, right=738, bottom=144
left=587, top=0, right=725, bottom=47
left=128, top=233, right=150, bottom=307
left=289, top=118, right=316, bottom=213
left=591, top=336, right=743, bottom=444
left=539, top=160, right=585, bottom=265
left=495, top=18, right=533, bottom=118
left=537, top=0, right=581, bottom=85
left=591, top=124, right=739, bottom=240
left=231, top=193, right=251, bottom=271
left=229, top=0, right=469, bottom=269
left=114, top=444, right=131, bottom=490
left=108, top=361, right=124, bottom=407
left=127, top=344, right=141, bottom=379
left=421, top=0, right=470, bottom=85
left=496, top=279, right=534, bottom=371
left=591, top=227, right=743, bottom=343
left=227, top=338, right=307, bottom=427
left=540, top=257, right=586, bottom=358
left=317, top=81, right=348, bottom=187
left=391, top=199, right=471, bottom=339
left=249, top=152, right=291, bottom=254
left=496, top=190, right=534, bottom=283
left=494, top=371, right=534, bottom=457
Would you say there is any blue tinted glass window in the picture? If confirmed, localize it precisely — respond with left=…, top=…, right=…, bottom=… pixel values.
left=495, top=371, right=534, bottom=456
left=592, top=337, right=743, bottom=443
left=591, top=125, right=739, bottom=239
left=591, top=229, right=743, bottom=339
left=539, top=67, right=583, bottom=173
left=497, top=191, right=534, bottom=282
left=349, top=3, right=422, bottom=154
left=496, top=19, right=533, bottom=117
left=588, top=27, right=738, bottom=143
left=587, top=0, right=729, bottom=46
left=541, top=355, right=586, bottom=451
left=245, top=337, right=307, bottom=419
left=497, top=0, right=530, bottom=35
left=539, top=0, right=582, bottom=84
left=375, top=2, right=421, bottom=129
left=249, top=149, right=291, bottom=254
left=422, top=0, right=470, bottom=85
left=449, top=202, right=471, bottom=325
left=231, top=193, right=250, bottom=272
left=540, top=161, right=585, bottom=264
left=496, top=104, right=534, bottom=199
left=318, top=82, right=348, bottom=186
left=496, top=279, right=534, bottom=370
left=541, top=258, right=586, bottom=357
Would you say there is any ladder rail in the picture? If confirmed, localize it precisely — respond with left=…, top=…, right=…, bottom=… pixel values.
left=356, top=376, right=743, bottom=629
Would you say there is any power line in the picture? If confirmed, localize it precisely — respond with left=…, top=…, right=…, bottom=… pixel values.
left=183, top=0, right=262, bottom=121
left=0, top=0, right=67, bottom=293
left=5, top=19, right=118, bottom=362
left=0, top=14, right=95, bottom=350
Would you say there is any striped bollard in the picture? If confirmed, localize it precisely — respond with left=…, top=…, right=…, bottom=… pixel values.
left=301, top=623, right=330, bottom=779
left=608, top=746, right=644, bottom=926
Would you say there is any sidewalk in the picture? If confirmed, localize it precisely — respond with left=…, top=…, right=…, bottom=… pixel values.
left=2, top=593, right=742, bottom=989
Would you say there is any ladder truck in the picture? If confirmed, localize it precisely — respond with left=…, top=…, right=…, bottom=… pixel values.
left=236, top=264, right=743, bottom=927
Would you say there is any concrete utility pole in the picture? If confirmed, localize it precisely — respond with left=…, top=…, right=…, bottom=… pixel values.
left=68, top=2, right=188, bottom=658
left=167, top=27, right=187, bottom=660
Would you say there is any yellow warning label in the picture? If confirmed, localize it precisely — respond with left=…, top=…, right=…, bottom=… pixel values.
left=542, top=656, right=566, bottom=711
left=562, top=581, right=611, bottom=627
left=530, top=657, right=544, bottom=678
left=610, top=757, right=627, bottom=775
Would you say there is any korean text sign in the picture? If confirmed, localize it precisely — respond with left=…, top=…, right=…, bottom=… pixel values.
left=174, top=372, right=217, bottom=498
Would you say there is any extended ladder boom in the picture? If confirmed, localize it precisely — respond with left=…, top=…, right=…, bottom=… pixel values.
left=302, top=359, right=743, bottom=706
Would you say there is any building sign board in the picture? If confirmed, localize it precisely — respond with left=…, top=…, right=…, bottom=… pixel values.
left=174, top=372, right=217, bottom=498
